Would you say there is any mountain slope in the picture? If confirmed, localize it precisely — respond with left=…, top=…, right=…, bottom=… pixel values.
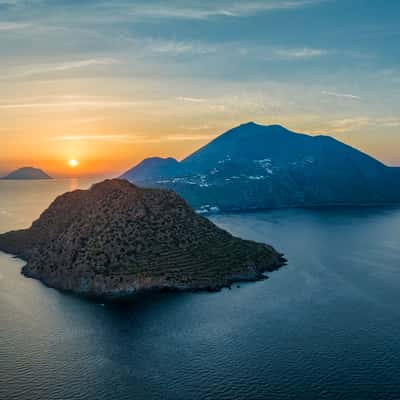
left=2, top=167, right=52, bottom=180
left=121, top=122, right=400, bottom=211
left=120, top=157, right=182, bottom=182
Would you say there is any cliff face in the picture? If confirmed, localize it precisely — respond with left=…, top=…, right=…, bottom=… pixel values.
left=0, top=179, right=285, bottom=300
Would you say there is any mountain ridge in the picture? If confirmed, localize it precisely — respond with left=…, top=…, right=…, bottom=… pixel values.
left=121, top=122, right=400, bottom=211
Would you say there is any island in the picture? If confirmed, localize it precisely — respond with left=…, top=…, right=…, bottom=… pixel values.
left=121, top=122, right=400, bottom=211
left=0, top=179, right=285, bottom=300
left=2, top=167, right=52, bottom=180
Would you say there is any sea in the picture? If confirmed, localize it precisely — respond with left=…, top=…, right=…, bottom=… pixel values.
left=1, top=178, right=400, bottom=400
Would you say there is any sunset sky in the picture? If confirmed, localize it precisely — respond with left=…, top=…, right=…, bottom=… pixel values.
left=1, top=0, right=399, bottom=177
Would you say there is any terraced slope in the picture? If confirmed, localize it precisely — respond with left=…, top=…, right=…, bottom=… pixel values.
left=0, top=179, right=285, bottom=300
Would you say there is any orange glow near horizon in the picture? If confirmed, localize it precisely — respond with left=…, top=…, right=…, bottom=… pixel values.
left=1, top=120, right=398, bottom=179
left=0, top=123, right=214, bottom=178
left=1, top=103, right=399, bottom=179
left=0, top=73, right=398, bottom=177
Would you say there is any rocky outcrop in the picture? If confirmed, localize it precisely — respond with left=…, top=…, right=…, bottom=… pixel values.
left=0, top=179, right=285, bottom=300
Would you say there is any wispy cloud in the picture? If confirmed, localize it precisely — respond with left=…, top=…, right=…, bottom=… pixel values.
left=129, top=6, right=236, bottom=20
left=14, top=58, right=120, bottom=77
left=126, top=1, right=324, bottom=20
left=66, top=117, right=105, bottom=124
left=325, top=116, right=400, bottom=133
left=146, top=39, right=216, bottom=55
left=180, top=124, right=212, bottom=130
left=273, top=47, right=329, bottom=59
left=0, top=100, right=140, bottom=110
left=0, top=0, right=21, bottom=4
left=321, top=90, right=361, bottom=100
left=375, top=117, right=400, bottom=128
left=50, top=134, right=145, bottom=143
left=327, top=117, right=371, bottom=133
left=224, top=0, right=325, bottom=17
left=49, top=133, right=215, bottom=144
left=177, top=96, right=207, bottom=103
left=0, top=207, right=13, bottom=217
left=0, top=0, right=45, bottom=7
left=165, top=134, right=214, bottom=141
left=0, top=22, right=31, bottom=31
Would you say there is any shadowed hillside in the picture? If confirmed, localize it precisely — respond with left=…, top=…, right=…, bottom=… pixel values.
left=121, top=123, right=400, bottom=211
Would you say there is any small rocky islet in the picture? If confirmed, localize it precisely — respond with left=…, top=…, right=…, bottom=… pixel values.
left=0, top=179, right=286, bottom=300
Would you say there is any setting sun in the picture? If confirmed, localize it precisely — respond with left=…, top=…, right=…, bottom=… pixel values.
left=68, top=159, right=79, bottom=168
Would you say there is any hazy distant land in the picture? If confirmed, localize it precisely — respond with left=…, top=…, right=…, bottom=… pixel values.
left=2, top=167, right=52, bottom=180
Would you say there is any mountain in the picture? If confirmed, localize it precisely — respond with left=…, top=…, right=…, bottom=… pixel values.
left=2, top=167, right=52, bottom=180
left=0, top=179, right=285, bottom=300
left=125, top=157, right=182, bottom=181
left=121, top=122, right=400, bottom=211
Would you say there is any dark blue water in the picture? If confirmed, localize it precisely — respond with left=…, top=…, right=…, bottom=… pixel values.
left=1, top=180, right=400, bottom=400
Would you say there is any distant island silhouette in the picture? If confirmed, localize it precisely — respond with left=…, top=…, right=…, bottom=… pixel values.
left=121, top=122, right=400, bottom=211
left=2, top=167, right=52, bottom=180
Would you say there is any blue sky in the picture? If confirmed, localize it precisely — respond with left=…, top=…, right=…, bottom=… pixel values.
left=0, top=0, right=399, bottom=174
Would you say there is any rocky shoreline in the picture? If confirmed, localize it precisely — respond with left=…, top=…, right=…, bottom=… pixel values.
left=20, top=264, right=284, bottom=301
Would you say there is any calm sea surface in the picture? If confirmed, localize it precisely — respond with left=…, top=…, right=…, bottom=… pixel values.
left=1, top=179, right=400, bottom=400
